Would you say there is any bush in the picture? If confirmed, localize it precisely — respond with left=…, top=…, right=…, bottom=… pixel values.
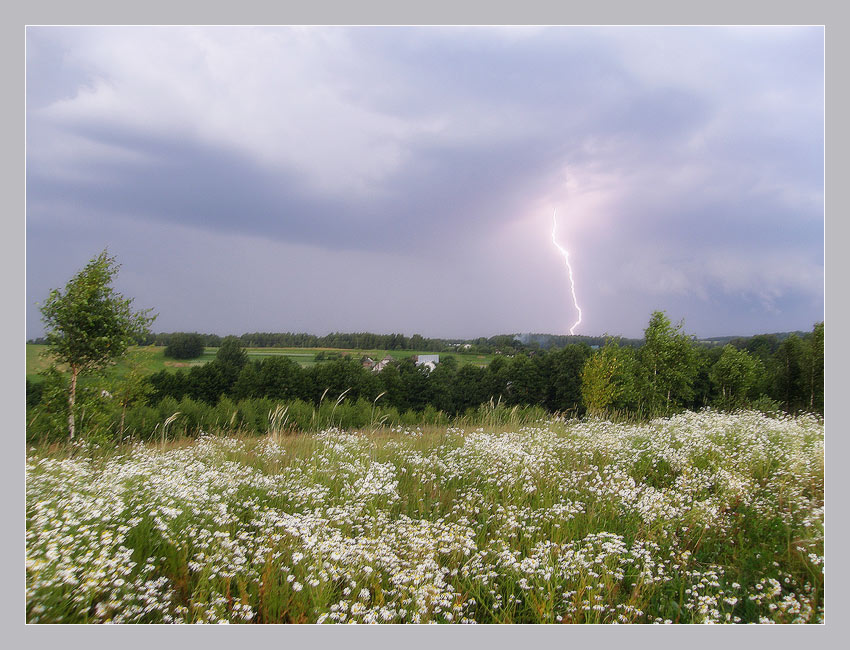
left=750, top=394, right=783, bottom=416
left=26, top=379, right=44, bottom=408
left=26, top=368, right=72, bottom=445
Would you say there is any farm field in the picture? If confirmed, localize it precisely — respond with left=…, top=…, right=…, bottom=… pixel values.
left=26, top=410, right=823, bottom=623
left=26, top=344, right=496, bottom=383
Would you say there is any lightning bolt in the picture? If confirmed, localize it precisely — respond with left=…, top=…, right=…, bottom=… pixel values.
left=551, top=208, right=582, bottom=335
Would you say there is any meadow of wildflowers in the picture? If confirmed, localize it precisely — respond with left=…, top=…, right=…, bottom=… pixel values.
left=26, top=410, right=823, bottom=623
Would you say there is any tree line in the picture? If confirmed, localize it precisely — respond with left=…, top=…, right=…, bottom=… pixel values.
left=141, top=313, right=823, bottom=417
left=27, top=329, right=636, bottom=357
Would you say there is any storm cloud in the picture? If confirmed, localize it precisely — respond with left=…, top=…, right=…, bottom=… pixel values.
left=26, top=26, right=823, bottom=339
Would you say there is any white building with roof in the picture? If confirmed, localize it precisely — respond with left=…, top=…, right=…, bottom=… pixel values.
left=414, top=354, right=440, bottom=371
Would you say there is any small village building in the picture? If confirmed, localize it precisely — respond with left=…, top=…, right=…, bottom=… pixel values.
left=372, top=355, right=394, bottom=372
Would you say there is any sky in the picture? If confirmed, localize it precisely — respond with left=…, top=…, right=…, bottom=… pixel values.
left=25, top=26, right=824, bottom=340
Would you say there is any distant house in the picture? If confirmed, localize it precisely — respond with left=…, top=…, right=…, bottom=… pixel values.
left=362, top=357, right=376, bottom=369
left=414, top=354, right=440, bottom=372
left=372, top=355, right=394, bottom=372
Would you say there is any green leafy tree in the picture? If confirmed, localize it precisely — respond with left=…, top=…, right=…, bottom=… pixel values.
left=377, top=362, right=404, bottom=410
left=581, top=340, right=638, bottom=416
left=506, top=353, right=545, bottom=406
left=164, top=332, right=205, bottom=359
left=638, top=311, right=698, bottom=416
left=214, top=336, right=248, bottom=394
left=256, top=356, right=304, bottom=401
left=428, top=356, right=458, bottom=414
left=690, top=346, right=724, bottom=409
left=39, top=250, right=156, bottom=439
left=111, top=362, right=154, bottom=438
left=232, top=361, right=262, bottom=400
left=216, top=336, right=248, bottom=371
left=186, top=363, right=228, bottom=404
left=397, top=357, right=430, bottom=411
left=454, top=364, right=487, bottom=413
left=801, top=322, right=824, bottom=413
left=709, top=345, right=762, bottom=409
left=772, top=334, right=806, bottom=412
left=483, top=356, right=510, bottom=403
left=546, top=344, right=591, bottom=414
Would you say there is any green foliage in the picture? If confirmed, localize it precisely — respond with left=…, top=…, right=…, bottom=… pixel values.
left=547, top=344, right=591, bottom=414
left=638, top=311, right=698, bottom=416
left=40, top=250, right=156, bottom=374
left=427, top=357, right=458, bottom=413
left=581, top=340, right=639, bottom=416
left=506, top=354, right=545, bottom=406
left=709, top=345, right=762, bottom=409
left=26, top=368, right=71, bottom=444
left=164, top=333, right=205, bottom=359
left=801, top=322, right=824, bottom=413
left=454, top=365, right=488, bottom=413
left=26, top=379, right=45, bottom=409
left=771, top=334, right=806, bottom=412
left=765, top=322, right=824, bottom=415
left=395, top=358, right=430, bottom=412
left=216, top=337, right=248, bottom=373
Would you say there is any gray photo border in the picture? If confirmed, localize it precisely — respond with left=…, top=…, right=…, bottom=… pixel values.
left=5, top=0, right=844, bottom=647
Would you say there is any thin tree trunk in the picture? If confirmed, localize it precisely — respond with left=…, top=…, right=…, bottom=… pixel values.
left=810, top=356, right=815, bottom=409
left=68, top=366, right=79, bottom=440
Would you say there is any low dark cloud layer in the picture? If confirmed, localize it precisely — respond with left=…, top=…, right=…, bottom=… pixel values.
left=26, top=26, right=823, bottom=339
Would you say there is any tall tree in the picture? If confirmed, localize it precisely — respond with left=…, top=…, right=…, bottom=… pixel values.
left=215, top=336, right=248, bottom=392
left=580, top=340, right=638, bottom=416
left=772, top=334, right=806, bottom=412
left=40, top=250, right=156, bottom=439
left=709, top=345, right=761, bottom=409
left=546, top=344, right=591, bottom=414
left=506, top=353, right=545, bottom=406
left=638, top=311, right=698, bottom=416
left=802, top=322, right=824, bottom=413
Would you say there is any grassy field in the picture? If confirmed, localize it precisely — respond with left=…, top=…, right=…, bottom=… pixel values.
left=26, top=344, right=496, bottom=382
left=26, top=410, right=823, bottom=623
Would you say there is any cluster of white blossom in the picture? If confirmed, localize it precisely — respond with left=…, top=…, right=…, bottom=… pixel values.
left=27, top=410, right=823, bottom=623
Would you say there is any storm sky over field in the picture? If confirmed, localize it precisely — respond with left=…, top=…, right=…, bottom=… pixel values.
left=26, top=26, right=824, bottom=339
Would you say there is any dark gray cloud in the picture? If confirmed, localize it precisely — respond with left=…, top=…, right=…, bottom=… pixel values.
left=26, top=26, right=823, bottom=339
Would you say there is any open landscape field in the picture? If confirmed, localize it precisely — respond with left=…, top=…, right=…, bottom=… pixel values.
left=26, top=410, right=823, bottom=624
left=26, top=344, right=496, bottom=383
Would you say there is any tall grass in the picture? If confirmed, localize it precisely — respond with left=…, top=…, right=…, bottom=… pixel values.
left=26, top=391, right=553, bottom=446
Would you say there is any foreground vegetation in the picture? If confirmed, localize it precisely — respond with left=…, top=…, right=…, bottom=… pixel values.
left=26, top=410, right=823, bottom=624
